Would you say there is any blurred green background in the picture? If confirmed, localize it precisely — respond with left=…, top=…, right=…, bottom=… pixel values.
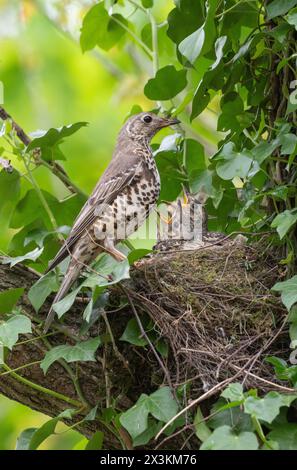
left=0, top=0, right=218, bottom=449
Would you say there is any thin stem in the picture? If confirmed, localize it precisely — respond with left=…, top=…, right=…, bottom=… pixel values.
left=0, top=360, right=41, bottom=377
left=1, top=363, right=82, bottom=407
left=22, top=154, right=64, bottom=242
left=41, top=335, right=91, bottom=408
left=111, top=15, right=153, bottom=58
left=149, top=10, right=159, bottom=75
left=40, top=160, right=87, bottom=198
left=127, top=0, right=147, bottom=14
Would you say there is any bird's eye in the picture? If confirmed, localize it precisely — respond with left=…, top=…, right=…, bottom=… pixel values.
left=142, top=115, right=152, bottom=124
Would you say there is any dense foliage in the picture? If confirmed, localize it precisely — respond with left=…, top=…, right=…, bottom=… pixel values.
left=1, top=0, right=297, bottom=450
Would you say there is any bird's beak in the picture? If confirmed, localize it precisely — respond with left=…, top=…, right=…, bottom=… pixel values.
left=161, top=117, right=181, bottom=128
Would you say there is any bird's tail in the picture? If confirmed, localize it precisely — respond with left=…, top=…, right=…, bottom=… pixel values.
left=43, top=263, right=81, bottom=333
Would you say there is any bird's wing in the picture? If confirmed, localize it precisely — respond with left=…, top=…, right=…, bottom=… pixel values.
left=45, top=156, right=141, bottom=273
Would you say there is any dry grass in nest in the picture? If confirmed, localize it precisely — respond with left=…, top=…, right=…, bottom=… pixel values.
left=128, top=239, right=290, bottom=393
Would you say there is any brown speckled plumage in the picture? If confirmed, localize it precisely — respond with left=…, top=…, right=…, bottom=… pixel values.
left=43, top=112, right=179, bottom=332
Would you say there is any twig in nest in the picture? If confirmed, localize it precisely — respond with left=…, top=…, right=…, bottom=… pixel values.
left=101, top=310, right=133, bottom=377
left=121, top=285, right=175, bottom=393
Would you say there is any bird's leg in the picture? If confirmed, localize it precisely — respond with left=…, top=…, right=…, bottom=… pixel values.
left=104, top=238, right=127, bottom=262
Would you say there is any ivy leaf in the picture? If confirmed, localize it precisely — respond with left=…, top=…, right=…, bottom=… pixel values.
left=286, top=7, right=297, bottom=29
left=0, top=169, right=20, bottom=220
left=144, top=65, right=187, bottom=100
left=0, top=315, right=32, bottom=350
left=133, top=421, right=162, bottom=447
left=1, top=247, right=43, bottom=267
left=120, top=394, right=150, bottom=440
left=18, top=409, right=75, bottom=450
left=141, top=0, right=153, bottom=7
left=16, top=428, right=37, bottom=450
left=167, top=0, right=204, bottom=45
left=266, top=0, right=297, bottom=20
left=268, top=424, right=297, bottom=450
left=194, top=407, right=212, bottom=442
left=221, top=383, right=244, bottom=402
left=271, top=210, right=297, bottom=239
left=85, top=431, right=104, bottom=450
left=211, top=36, right=227, bottom=70
left=279, top=133, right=297, bottom=155
left=120, top=387, right=178, bottom=440
left=120, top=318, right=148, bottom=346
left=215, top=143, right=253, bottom=180
left=52, top=286, right=81, bottom=318
left=146, top=387, right=178, bottom=423
left=27, top=123, right=88, bottom=161
left=40, top=337, right=101, bottom=373
left=0, top=288, right=24, bottom=314
left=28, top=271, right=59, bottom=313
left=200, top=425, right=259, bottom=450
left=80, top=3, right=127, bottom=52
left=184, top=139, right=206, bottom=173
left=178, top=25, right=205, bottom=64
left=272, top=275, right=297, bottom=310
left=244, top=392, right=297, bottom=424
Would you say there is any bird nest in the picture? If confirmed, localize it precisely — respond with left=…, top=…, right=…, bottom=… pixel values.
left=126, top=238, right=290, bottom=393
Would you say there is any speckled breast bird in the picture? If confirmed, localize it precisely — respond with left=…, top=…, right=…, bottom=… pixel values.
left=43, top=112, right=179, bottom=332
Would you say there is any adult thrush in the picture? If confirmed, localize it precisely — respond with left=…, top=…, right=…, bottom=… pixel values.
left=43, top=112, right=179, bottom=332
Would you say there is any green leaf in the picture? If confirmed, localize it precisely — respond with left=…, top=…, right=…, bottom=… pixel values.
left=167, top=0, right=203, bottom=45
left=244, top=392, right=297, bottom=424
left=40, top=337, right=101, bottom=373
left=15, top=428, right=37, bottom=450
left=144, top=65, right=187, bottom=100
left=28, top=418, right=59, bottom=450
left=1, top=247, right=43, bottom=267
left=272, top=275, right=297, bottom=310
left=18, top=409, right=75, bottom=450
left=279, top=133, right=297, bottom=155
left=147, top=387, right=178, bottom=423
left=208, top=401, right=253, bottom=433
left=141, top=0, right=153, bottom=7
left=120, top=394, right=150, bottom=440
left=0, top=169, right=20, bottom=219
left=10, top=189, right=86, bottom=230
left=286, top=7, right=297, bottom=29
left=266, top=0, right=297, bottom=20
left=0, top=314, right=32, bottom=350
left=27, top=123, right=88, bottom=161
left=0, top=288, right=24, bottom=314
left=194, top=407, right=212, bottom=442
left=268, top=424, right=297, bottom=450
left=215, top=143, right=253, bottom=180
left=184, top=139, right=206, bottom=173
left=200, top=425, right=259, bottom=450
left=178, top=25, right=205, bottom=64
left=28, top=271, right=59, bottom=312
left=211, top=36, right=227, bottom=70
left=271, top=210, right=297, bottom=239
left=85, top=431, right=104, bottom=450
left=120, top=318, right=147, bottom=346
left=127, top=248, right=151, bottom=264
left=221, top=383, right=244, bottom=402
left=80, top=3, right=127, bottom=52
left=133, top=421, right=162, bottom=447
left=52, top=286, right=81, bottom=318
left=120, top=387, right=178, bottom=440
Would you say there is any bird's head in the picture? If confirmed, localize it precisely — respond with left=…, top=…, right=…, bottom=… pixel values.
left=123, top=112, right=180, bottom=142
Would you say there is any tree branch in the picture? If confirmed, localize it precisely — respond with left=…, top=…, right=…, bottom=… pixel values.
left=0, top=106, right=86, bottom=197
